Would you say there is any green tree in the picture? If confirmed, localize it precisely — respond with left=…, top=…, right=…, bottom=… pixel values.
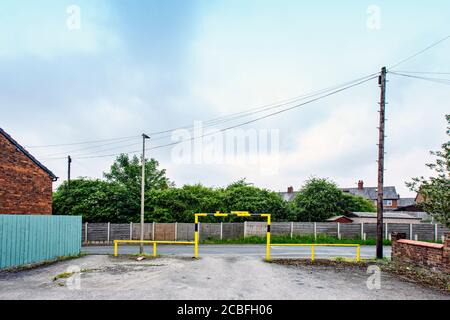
left=289, top=177, right=376, bottom=222
left=220, top=180, right=289, bottom=221
left=53, top=178, right=136, bottom=222
left=104, top=154, right=173, bottom=193
left=407, top=115, right=450, bottom=227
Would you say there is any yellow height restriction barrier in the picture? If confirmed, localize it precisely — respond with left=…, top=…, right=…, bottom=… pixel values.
left=195, top=212, right=271, bottom=261
left=113, top=240, right=195, bottom=257
left=270, top=243, right=361, bottom=262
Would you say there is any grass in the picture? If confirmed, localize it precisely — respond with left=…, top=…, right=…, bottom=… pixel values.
left=201, top=234, right=392, bottom=246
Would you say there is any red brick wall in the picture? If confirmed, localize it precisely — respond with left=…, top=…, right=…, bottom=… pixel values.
left=0, top=134, right=53, bottom=214
left=391, top=232, right=449, bottom=274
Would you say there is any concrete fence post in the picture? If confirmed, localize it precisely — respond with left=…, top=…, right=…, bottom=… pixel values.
left=290, top=222, right=294, bottom=239
left=313, top=222, right=317, bottom=241
left=360, top=223, right=364, bottom=240
left=220, top=222, right=223, bottom=240
left=410, top=224, right=413, bottom=240
left=434, top=224, right=438, bottom=242
left=130, top=222, right=133, bottom=240
left=85, top=222, right=88, bottom=244
left=337, top=222, right=341, bottom=240
left=244, top=221, right=247, bottom=238
left=385, top=222, right=388, bottom=240
left=152, top=223, right=155, bottom=241
left=174, top=222, right=178, bottom=241
left=107, top=222, right=110, bottom=243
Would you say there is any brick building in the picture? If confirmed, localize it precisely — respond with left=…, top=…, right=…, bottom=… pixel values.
left=0, top=128, right=58, bottom=214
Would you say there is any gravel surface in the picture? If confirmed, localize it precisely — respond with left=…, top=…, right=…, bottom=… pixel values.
left=1, top=254, right=448, bottom=300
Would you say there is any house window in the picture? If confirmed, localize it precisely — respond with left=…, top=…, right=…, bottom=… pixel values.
left=384, top=200, right=393, bottom=207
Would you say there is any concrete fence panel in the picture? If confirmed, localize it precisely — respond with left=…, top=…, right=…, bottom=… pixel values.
left=177, top=223, right=195, bottom=241
left=200, top=223, right=221, bottom=241
left=132, top=223, right=153, bottom=240
left=0, top=215, right=81, bottom=269
left=87, top=223, right=108, bottom=242
left=110, top=223, right=131, bottom=241
left=154, top=223, right=176, bottom=241
left=245, top=222, right=267, bottom=237
left=271, top=222, right=291, bottom=236
left=340, top=223, right=361, bottom=239
left=316, top=222, right=338, bottom=237
left=292, top=222, right=314, bottom=236
left=363, top=223, right=377, bottom=238
left=222, top=223, right=244, bottom=239
left=388, top=224, right=411, bottom=239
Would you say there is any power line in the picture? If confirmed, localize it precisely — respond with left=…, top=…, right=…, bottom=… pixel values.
left=393, top=71, right=450, bottom=75
left=389, top=71, right=450, bottom=86
left=26, top=135, right=140, bottom=149
left=388, top=35, right=450, bottom=70
left=72, top=74, right=378, bottom=160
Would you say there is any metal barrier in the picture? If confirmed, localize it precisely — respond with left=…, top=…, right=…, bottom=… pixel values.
left=195, top=212, right=272, bottom=261
left=113, top=240, right=195, bottom=257
left=270, top=243, right=361, bottom=262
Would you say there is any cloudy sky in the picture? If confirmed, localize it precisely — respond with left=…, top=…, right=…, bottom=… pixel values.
left=1, top=0, right=449, bottom=196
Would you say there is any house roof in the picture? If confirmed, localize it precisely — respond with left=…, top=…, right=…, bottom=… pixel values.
left=0, top=128, right=58, bottom=181
left=326, top=215, right=354, bottom=222
left=397, top=198, right=416, bottom=207
left=341, top=186, right=399, bottom=200
left=279, top=185, right=399, bottom=202
left=348, top=212, right=422, bottom=220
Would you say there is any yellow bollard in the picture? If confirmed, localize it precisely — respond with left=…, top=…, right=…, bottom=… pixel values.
left=114, top=240, right=118, bottom=257
left=266, top=216, right=271, bottom=261
left=311, top=244, right=315, bottom=262
left=153, top=242, right=157, bottom=257
left=194, top=215, right=199, bottom=259
left=356, top=245, right=361, bottom=262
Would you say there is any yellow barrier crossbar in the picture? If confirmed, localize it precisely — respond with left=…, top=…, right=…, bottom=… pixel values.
left=270, top=243, right=361, bottom=262
left=113, top=240, right=195, bottom=257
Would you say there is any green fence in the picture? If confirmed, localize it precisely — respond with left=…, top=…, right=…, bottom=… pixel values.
left=0, top=215, right=82, bottom=269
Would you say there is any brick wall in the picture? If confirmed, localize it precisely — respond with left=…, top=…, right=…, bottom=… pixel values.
left=0, top=134, right=53, bottom=214
left=391, top=232, right=449, bottom=274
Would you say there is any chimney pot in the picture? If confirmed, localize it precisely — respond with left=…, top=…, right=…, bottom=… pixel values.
left=358, top=180, right=364, bottom=190
left=287, top=186, right=294, bottom=194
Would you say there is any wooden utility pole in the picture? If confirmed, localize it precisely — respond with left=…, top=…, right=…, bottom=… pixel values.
left=376, top=67, right=387, bottom=259
left=140, top=134, right=150, bottom=254
left=67, top=155, right=72, bottom=186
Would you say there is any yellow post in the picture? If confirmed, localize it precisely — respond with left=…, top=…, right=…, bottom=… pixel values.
left=194, top=214, right=199, bottom=259
left=263, top=214, right=271, bottom=261
left=311, top=244, right=315, bottom=262
left=153, top=242, right=157, bottom=257
left=114, top=240, right=118, bottom=257
left=356, top=245, right=361, bottom=262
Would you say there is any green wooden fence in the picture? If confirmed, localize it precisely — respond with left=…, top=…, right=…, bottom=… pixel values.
left=0, top=215, right=82, bottom=269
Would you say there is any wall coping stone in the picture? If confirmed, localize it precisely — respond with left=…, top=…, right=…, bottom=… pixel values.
left=397, top=239, right=444, bottom=249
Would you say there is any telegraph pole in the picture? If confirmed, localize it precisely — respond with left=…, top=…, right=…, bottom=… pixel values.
left=140, top=134, right=150, bottom=254
left=67, top=155, right=72, bottom=187
left=376, top=67, right=387, bottom=259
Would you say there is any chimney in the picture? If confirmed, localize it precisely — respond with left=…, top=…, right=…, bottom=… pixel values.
left=287, top=186, right=294, bottom=194
left=358, top=180, right=364, bottom=190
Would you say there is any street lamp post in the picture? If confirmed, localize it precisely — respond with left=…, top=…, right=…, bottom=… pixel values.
left=140, top=133, right=150, bottom=254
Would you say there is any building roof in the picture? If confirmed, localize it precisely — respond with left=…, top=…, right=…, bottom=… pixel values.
left=326, top=215, right=354, bottom=222
left=348, top=211, right=422, bottom=220
left=341, top=186, right=399, bottom=200
left=279, top=185, right=399, bottom=202
left=397, top=198, right=416, bottom=207
left=0, top=128, right=58, bottom=181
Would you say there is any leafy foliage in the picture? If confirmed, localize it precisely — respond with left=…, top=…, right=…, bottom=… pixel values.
left=289, top=177, right=375, bottom=222
left=407, top=115, right=450, bottom=227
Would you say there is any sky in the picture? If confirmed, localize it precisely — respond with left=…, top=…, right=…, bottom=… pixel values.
left=1, top=0, right=449, bottom=197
